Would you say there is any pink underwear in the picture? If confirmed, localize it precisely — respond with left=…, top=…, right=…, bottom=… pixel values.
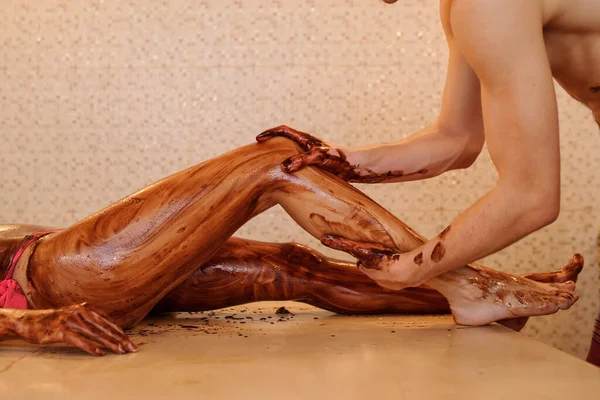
left=0, top=230, right=61, bottom=309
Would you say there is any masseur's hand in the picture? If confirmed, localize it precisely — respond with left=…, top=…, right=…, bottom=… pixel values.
left=320, top=235, right=425, bottom=290
left=257, top=125, right=363, bottom=181
left=11, top=303, right=138, bottom=356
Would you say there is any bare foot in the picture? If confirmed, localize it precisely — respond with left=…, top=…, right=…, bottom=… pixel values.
left=492, top=255, right=583, bottom=332
left=436, top=267, right=580, bottom=326
left=521, top=254, right=584, bottom=283
left=319, top=235, right=582, bottom=327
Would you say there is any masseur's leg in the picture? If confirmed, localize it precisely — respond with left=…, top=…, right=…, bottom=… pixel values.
left=152, top=238, right=450, bottom=314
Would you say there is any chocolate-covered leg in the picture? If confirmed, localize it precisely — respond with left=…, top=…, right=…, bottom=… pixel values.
left=154, top=237, right=581, bottom=317
left=25, top=139, right=305, bottom=328
left=21, top=137, right=581, bottom=330
left=25, top=137, right=433, bottom=328
left=152, top=238, right=450, bottom=314
left=266, top=164, right=581, bottom=326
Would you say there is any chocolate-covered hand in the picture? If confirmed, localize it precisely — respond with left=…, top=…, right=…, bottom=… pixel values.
left=321, top=234, right=423, bottom=290
left=256, top=125, right=361, bottom=181
left=11, top=303, right=138, bottom=356
left=256, top=125, right=412, bottom=183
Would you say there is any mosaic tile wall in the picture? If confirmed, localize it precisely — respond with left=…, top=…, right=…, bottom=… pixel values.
left=0, top=0, right=598, bottom=358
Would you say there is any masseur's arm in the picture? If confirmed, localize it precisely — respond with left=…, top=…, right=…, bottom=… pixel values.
left=0, top=304, right=138, bottom=356
left=258, top=3, right=485, bottom=183
left=341, top=4, right=487, bottom=183
left=331, top=0, right=560, bottom=289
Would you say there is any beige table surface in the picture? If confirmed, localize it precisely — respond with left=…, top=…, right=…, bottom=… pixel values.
left=0, top=301, right=599, bottom=400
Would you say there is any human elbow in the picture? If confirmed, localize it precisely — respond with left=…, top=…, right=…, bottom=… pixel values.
left=441, top=125, right=485, bottom=170
left=512, top=185, right=560, bottom=232
left=531, top=195, right=560, bottom=228
left=455, top=136, right=485, bottom=169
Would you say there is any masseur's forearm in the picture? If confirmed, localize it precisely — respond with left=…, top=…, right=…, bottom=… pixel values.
left=401, top=183, right=557, bottom=285
left=345, top=122, right=482, bottom=183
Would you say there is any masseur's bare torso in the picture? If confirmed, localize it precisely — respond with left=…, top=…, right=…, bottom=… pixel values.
left=442, top=0, right=600, bottom=123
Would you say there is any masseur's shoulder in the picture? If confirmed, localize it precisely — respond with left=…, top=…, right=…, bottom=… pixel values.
left=442, top=0, right=543, bottom=36
left=442, top=0, right=548, bottom=79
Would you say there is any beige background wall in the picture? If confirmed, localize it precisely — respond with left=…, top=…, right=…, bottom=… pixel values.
left=0, top=0, right=598, bottom=359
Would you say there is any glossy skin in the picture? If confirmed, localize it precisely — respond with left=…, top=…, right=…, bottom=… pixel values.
left=0, top=304, right=138, bottom=356
left=0, top=139, right=583, bottom=355
left=153, top=238, right=451, bottom=315
left=265, top=0, right=600, bottom=293
left=266, top=0, right=600, bottom=365
left=1, top=0, right=595, bottom=356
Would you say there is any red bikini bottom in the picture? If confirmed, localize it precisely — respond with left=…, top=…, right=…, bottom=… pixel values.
left=0, top=230, right=61, bottom=309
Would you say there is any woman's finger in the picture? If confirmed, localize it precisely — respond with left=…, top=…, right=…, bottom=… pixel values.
left=87, top=310, right=138, bottom=352
left=66, top=313, right=127, bottom=355
left=63, top=331, right=106, bottom=356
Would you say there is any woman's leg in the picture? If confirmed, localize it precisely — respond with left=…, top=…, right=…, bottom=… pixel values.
left=152, top=237, right=450, bottom=315
left=22, top=137, right=579, bottom=328
left=25, top=139, right=302, bottom=327
left=266, top=163, right=581, bottom=325
left=152, top=237, right=580, bottom=316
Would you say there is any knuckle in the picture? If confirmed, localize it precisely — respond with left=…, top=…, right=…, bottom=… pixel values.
left=275, top=125, right=291, bottom=133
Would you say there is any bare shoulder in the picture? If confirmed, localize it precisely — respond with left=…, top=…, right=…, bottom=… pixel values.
left=0, top=224, right=53, bottom=239
left=444, top=0, right=548, bottom=85
left=438, top=0, right=453, bottom=37
left=443, top=0, right=544, bottom=35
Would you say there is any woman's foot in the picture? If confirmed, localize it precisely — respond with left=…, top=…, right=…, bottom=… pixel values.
left=436, top=266, right=580, bottom=326
left=318, top=234, right=582, bottom=326
left=520, top=254, right=584, bottom=283
left=491, top=254, right=584, bottom=331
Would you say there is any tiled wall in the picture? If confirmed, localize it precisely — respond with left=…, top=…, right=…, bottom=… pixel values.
left=1, top=0, right=598, bottom=358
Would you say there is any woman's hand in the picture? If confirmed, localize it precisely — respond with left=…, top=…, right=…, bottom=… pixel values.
left=10, top=303, right=138, bottom=356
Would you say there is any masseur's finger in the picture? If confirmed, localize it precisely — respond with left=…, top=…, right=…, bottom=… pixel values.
left=281, top=146, right=349, bottom=175
left=282, top=149, right=332, bottom=172
left=321, top=235, right=396, bottom=259
left=321, top=235, right=400, bottom=271
left=256, top=125, right=324, bottom=150
left=321, top=234, right=366, bottom=256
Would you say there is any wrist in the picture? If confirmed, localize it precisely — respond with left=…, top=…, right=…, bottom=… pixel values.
left=10, top=310, right=37, bottom=335
left=340, top=147, right=369, bottom=170
left=0, top=312, right=17, bottom=335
